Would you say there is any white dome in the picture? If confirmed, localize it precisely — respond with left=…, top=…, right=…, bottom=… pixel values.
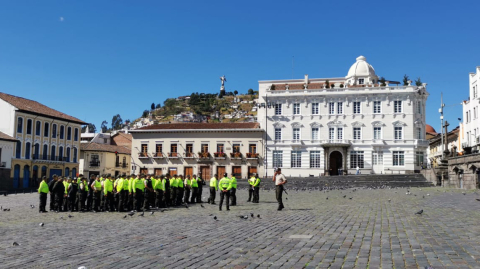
left=346, top=56, right=377, bottom=78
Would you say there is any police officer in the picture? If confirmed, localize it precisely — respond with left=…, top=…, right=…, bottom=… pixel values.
left=38, top=176, right=49, bottom=213
left=218, top=173, right=231, bottom=211
left=86, top=174, right=95, bottom=211
left=115, top=174, right=126, bottom=212
left=196, top=173, right=204, bottom=203
left=252, top=173, right=261, bottom=203
left=208, top=174, right=218, bottom=204
left=91, top=176, right=103, bottom=212
left=190, top=175, right=198, bottom=203
left=184, top=175, right=191, bottom=204
left=103, top=175, right=114, bottom=212
left=78, top=176, right=88, bottom=212
left=229, top=174, right=237, bottom=206
left=53, top=177, right=65, bottom=212
left=127, top=174, right=135, bottom=211
left=63, top=177, right=71, bottom=210
left=68, top=177, right=78, bottom=212
left=176, top=175, right=184, bottom=205
left=48, top=175, right=58, bottom=211
left=169, top=174, right=177, bottom=207
left=133, top=174, right=145, bottom=211
left=155, top=175, right=165, bottom=208
left=164, top=174, right=171, bottom=207
left=247, top=174, right=255, bottom=202
left=143, top=174, right=154, bottom=211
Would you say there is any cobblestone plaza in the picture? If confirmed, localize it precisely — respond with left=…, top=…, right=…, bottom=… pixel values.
left=1, top=187, right=480, bottom=268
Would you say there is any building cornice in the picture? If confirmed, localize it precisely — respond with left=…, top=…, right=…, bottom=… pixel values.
left=130, top=128, right=264, bottom=134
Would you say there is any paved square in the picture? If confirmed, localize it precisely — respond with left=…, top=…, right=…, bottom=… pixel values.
left=1, top=187, right=480, bottom=268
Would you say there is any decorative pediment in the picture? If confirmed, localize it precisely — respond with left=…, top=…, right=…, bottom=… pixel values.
left=291, top=122, right=304, bottom=128
left=310, top=122, right=323, bottom=128
left=392, top=120, right=406, bottom=127
left=371, top=121, right=385, bottom=127
left=327, top=120, right=344, bottom=127
left=351, top=121, right=365, bottom=127
left=273, top=122, right=286, bottom=128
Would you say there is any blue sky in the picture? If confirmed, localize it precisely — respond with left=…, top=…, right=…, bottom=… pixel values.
left=0, top=0, right=478, bottom=132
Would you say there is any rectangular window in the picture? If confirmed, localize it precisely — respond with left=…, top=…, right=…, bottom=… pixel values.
left=44, top=123, right=49, bottom=137
left=337, top=102, right=343, bottom=114
left=216, top=143, right=224, bottom=153
left=358, top=78, right=364, bottom=85
left=52, top=124, right=57, bottom=138
left=293, top=103, right=300, bottom=115
left=293, top=128, right=300, bottom=142
left=329, top=102, right=335, bottom=114
left=393, top=151, right=405, bottom=166
left=311, top=103, right=319, bottom=114
left=186, top=144, right=193, bottom=157
left=275, top=128, right=282, bottom=141
left=67, top=127, right=72, bottom=140
left=36, top=121, right=41, bottom=136
left=417, top=102, right=422, bottom=114
left=394, top=127, right=403, bottom=140
left=394, top=100, right=402, bottom=113
left=74, top=128, right=79, bottom=141
left=59, top=125, right=64, bottom=139
left=417, top=128, right=422, bottom=139
left=372, top=151, right=383, bottom=165
left=311, top=128, right=319, bottom=140
left=329, top=128, right=335, bottom=140
left=415, top=151, right=424, bottom=166
left=26, top=119, right=32, bottom=135
left=353, top=127, right=361, bottom=140
left=171, top=144, right=177, bottom=154
left=17, top=117, right=23, bottom=134
left=373, top=127, right=382, bottom=139
left=291, top=151, right=302, bottom=168
left=310, top=151, right=321, bottom=168
left=201, top=144, right=209, bottom=153
left=141, top=144, right=148, bottom=155
left=156, top=144, right=163, bottom=154
left=373, top=101, right=381, bottom=114
left=350, top=151, right=364, bottom=168
left=353, top=102, right=361, bottom=114
left=232, top=144, right=240, bottom=153
left=249, top=144, right=257, bottom=154
left=272, top=150, right=283, bottom=168
left=275, top=104, right=282, bottom=115
left=337, top=128, right=343, bottom=140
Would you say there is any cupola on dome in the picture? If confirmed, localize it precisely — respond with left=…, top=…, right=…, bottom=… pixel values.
left=345, top=56, right=378, bottom=86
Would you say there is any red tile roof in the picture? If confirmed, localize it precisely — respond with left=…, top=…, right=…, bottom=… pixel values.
left=136, top=122, right=260, bottom=131
left=0, top=131, right=17, bottom=142
left=0, top=92, right=86, bottom=124
left=80, top=142, right=131, bottom=155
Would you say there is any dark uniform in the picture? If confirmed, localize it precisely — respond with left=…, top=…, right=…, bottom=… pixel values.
left=52, top=178, right=65, bottom=211
left=92, top=178, right=103, bottom=212
left=78, top=179, right=88, bottom=211
left=48, top=176, right=57, bottom=211
left=163, top=175, right=171, bottom=207
left=86, top=175, right=95, bottom=211
left=143, top=176, right=154, bottom=210
left=68, top=180, right=78, bottom=211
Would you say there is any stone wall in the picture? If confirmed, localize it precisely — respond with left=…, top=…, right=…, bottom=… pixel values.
left=447, top=154, right=480, bottom=189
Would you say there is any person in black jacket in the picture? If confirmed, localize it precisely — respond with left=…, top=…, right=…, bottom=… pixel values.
left=197, top=174, right=205, bottom=203
left=48, top=175, right=58, bottom=211
left=163, top=174, right=171, bottom=207
left=68, top=178, right=79, bottom=212
left=86, top=174, right=95, bottom=211
left=78, top=176, right=88, bottom=212
left=52, top=177, right=65, bottom=212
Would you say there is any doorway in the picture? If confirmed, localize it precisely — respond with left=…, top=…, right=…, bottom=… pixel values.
left=248, top=166, right=257, bottom=178
left=23, top=165, right=30, bottom=188
left=200, top=166, right=211, bottom=180
left=154, top=168, right=163, bottom=177
left=232, top=166, right=242, bottom=178
left=329, top=151, right=343, bottom=176
left=184, top=167, right=193, bottom=178
left=168, top=167, right=177, bottom=176
left=217, top=166, right=226, bottom=178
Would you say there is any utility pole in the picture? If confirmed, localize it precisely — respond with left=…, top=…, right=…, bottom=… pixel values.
left=439, top=92, right=445, bottom=158
left=444, top=120, right=450, bottom=156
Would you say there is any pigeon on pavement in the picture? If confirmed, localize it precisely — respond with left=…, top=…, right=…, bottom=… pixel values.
left=415, top=209, right=424, bottom=215
left=150, top=212, right=154, bottom=215
left=12, top=242, right=19, bottom=246
left=39, top=223, right=44, bottom=227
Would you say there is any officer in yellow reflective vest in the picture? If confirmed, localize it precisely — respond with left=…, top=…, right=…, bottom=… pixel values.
left=176, top=175, right=184, bottom=205
left=191, top=174, right=199, bottom=203
left=38, top=176, right=49, bottom=213
left=208, top=174, right=218, bottom=204
left=229, top=174, right=237, bottom=206
left=252, top=174, right=261, bottom=203
left=247, top=174, right=255, bottom=202
left=132, top=174, right=145, bottom=211
left=184, top=175, right=192, bottom=204
left=103, top=175, right=114, bottom=212
left=127, top=175, right=135, bottom=211
left=169, top=175, right=177, bottom=207
left=218, top=173, right=232, bottom=211
left=196, top=173, right=204, bottom=203
left=154, top=175, right=165, bottom=208
left=91, top=176, right=103, bottom=212
left=78, top=176, right=88, bottom=212
left=143, top=174, right=154, bottom=211
left=164, top=174, right=171, bottom=207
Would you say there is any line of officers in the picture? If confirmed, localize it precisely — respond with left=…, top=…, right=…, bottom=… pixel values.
left=37, top=172, right=261, bottom=213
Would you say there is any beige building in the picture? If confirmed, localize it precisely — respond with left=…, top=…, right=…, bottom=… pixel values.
left=80, top=143, right=131, bottom=178
left=0, top=92, right=85, bottom=191
left=130, top=123, right=264, bottom=179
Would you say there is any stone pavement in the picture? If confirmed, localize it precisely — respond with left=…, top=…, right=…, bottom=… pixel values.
left=1, top=186, right=480, bottom=269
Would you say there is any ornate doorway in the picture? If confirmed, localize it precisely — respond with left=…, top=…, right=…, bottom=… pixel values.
left=329, top=151, right=343, bottom=176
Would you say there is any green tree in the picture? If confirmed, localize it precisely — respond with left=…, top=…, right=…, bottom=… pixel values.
left=379, top=77, right=386, bottom=86
left=81, top=123, right=96, bottom=133
left=100, top=120, right=108, bottom=133
left=151, top=103, right=155, bottom=110
left=248, top=88, right=254, bottom=95
left=234, top=90, right=238, bottom=95
left=156, top=103, right=161, bottom=109
left=415, top=77, right=422, bottom=86
left=142, top=110, right=149, bottom=118
left=403, top=74, right=409, bottom=86
left=325, top=80, right=330, bottom=89
left=111, top=114, right=123, bottom=130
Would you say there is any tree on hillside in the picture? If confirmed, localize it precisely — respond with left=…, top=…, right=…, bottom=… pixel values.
left=234, top=90, right=238, bottom=96
left=164, top=98, right=177, bottom=110
left=403, top=74, right=410, bottom=86
left=81, top=123, right=96, bottom=133
left=156, top=103, right=161, bottom=109
left=415, top=77, right=422, bottom=86
left=151, top=103, right=155, bottom=110
left=248, top=89, right=254, bottom=95
left=111, top=114, right=123, bottom=130
left=101, top=121, right=108, bottom=133
left=142, top=110, right=149, bottom=118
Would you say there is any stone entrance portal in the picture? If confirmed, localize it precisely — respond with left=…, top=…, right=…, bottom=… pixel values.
left=329, top=151, right=343, bottom=176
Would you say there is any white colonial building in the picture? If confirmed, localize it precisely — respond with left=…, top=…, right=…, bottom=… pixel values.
left=257, top=56, right=429, bottom=177
left=461, top=67, right=480, bottom=153
left=129, top=123, right=264, bottom=180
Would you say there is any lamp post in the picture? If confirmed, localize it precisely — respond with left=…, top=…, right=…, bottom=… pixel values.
left=439, top=92, right=445, bottom=159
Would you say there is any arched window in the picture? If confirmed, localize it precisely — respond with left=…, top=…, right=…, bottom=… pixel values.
left=17, top=117, right=23, bottom=133
left=74, top=128, right=79, bottom=141
left=52, top=124, right=57, bottom=138
left=33, top=165, right=39, bottom=186
left=26, top=119, right=32, bottom=134
left=23, top=165, right=30, bottom=188
left=13, top=164, right=20, bottom=188
left=33, top=143, right=40, bottom=159
left=59, top=146, right=64, bottom=161
left=43, top=144, right=48, bottom=160
left=25, top=142, right=31, bottom=159
left=15, top=141, right=21, bottom=158
left=44, top=122, right=49, bottom=137
left=67, top=127, right=72, bottom=140
left=123, top=156, right=127, bottom=167
left=35, top=121, right=41, bottom=136
left=41, top=166, right=47, bottom=178
left=66, top=147, right=71, bottom=162
left=60, top=125, right=65, bottom=139
left=73, top=147, right=78, bottom=163
left=51, top=145, right=56, bottom=161
left=72, top=168, right=77, bottom=178
left=65, top=167, right=70, bottom=179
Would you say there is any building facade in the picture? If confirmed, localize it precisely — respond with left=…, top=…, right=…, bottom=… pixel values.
left=79, top=143, right=131, bottom=178
left=0, top=92, right=85, bottom=190
left=461, top=66, right=480, bottom=153
left=130, top=123, right=264, bottom=180
left=428, top=126, right=460, bottom=168
left=257, top=56, right=429, bottom=177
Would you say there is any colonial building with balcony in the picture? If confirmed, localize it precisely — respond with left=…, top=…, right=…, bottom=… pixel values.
left=130, top=123, right=264, bottom=180
left=257, top=56, right=429, bottom=176
left=79, top=142, right=131, bottom=178
left=0, top=92, right=85, bottom=191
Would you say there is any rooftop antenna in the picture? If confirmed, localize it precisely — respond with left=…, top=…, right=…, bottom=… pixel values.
left=292, top=56, right=294, bottom=79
